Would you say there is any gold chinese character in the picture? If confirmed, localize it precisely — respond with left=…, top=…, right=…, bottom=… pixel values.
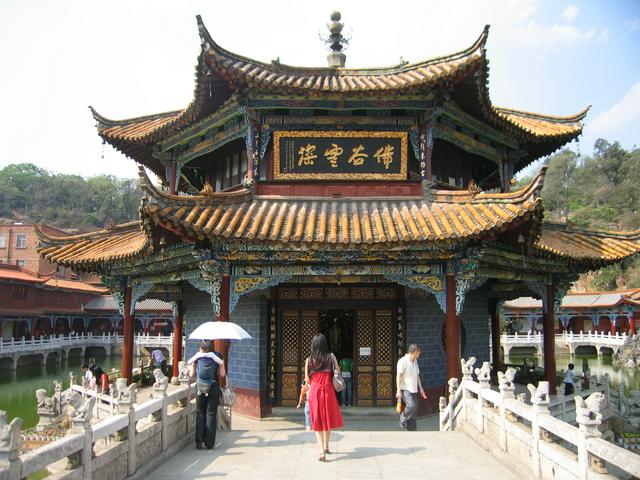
left=297, top=144, right=317, bottom=166
left=347, top=144, right=368, bottom=166
left=324, top=144, right=343, bottom=168
left=374, top=144, right=395, bottom=169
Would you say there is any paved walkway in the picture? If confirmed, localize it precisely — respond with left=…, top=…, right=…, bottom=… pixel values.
left=149, top=411, right=519, bottom=480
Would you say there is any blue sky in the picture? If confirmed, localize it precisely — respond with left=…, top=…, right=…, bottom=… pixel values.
left=0, top=0, right=638, bottom=179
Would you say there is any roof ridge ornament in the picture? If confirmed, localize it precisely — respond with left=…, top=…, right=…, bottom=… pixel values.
left=323, top=11, right=348, bottom=67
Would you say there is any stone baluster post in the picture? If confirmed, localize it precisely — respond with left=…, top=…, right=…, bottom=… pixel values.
left=177, top=361, right=190, bottom=409
left=438, top=395, right=447, bottom=429
left=447, top=378, right=459, bottom=431
left=151, top=369, right=169, bottom=451
left=67, top=397, right=96, bottom=480
left=460, top=357, right=476, bottom=422
left=528, top=381, right=550, bottom=479
left=474, top=361, right=492, bottom=432
left=498, top=368, right=516, bottom=450
left=116, top=381, right=137, bottom=476
left=0, top=411, right=22, bottom=480
left=576, top=392, right=608, bottom=477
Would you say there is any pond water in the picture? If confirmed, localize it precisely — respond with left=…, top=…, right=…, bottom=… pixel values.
left=504, top=352, right=640, bottom=392
left=0, top=355, right=122, bottom=430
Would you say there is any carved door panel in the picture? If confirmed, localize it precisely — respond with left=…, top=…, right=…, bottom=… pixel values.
left=277, top=309, right=318, bottom=406
left=374, top=310, right=394, bottom=406
left=355, top=309, right=395, bottom=406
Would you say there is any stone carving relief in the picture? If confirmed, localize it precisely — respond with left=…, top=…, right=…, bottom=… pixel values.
left=152, top=368, right=169, bottom=398
left=474, top=361, right=491, bottom=387
left=0, top=410, right=22, bottom=456
left=498, top=368, right=516, bottom=399
left=527, top=381, right=550, bottom=406
left=461, top=357, right=476, bottom=381
left=178, top=361, right=190, bottom=385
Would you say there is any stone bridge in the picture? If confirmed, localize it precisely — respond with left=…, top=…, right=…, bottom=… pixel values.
left=500, top=331, right=632, bottom=357
left=0, top=333, right=180, bottom=370
left=439, top=358, right=640, bottom=480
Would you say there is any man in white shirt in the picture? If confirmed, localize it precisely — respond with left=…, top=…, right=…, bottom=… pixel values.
left=396, top=344, right=428, bottom=431
left=563, top=363, right=576, bottom=395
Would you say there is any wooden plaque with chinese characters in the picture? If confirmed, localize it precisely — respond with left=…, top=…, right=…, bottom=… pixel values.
left=273, top=131, right=408, bottom=180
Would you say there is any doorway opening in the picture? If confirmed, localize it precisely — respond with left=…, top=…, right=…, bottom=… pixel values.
left=319, top=309, right=354, bottom=363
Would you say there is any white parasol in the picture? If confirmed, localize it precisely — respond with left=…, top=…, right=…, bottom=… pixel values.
left=188, top=321, right=252, bottom=341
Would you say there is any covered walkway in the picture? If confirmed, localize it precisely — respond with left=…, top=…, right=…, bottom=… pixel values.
left=146, top=414, right=518, bottom=480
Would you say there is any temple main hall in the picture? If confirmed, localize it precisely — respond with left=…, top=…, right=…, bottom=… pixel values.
left=37, top=14, right=640, bottom=417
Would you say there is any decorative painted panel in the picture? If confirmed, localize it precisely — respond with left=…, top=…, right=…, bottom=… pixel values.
left=273, top=130, right=408, bottom=180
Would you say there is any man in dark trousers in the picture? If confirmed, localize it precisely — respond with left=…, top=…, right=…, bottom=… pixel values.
left=188, top=340, right=226, bottom=449
left=396, top=343, right=428, bottom=431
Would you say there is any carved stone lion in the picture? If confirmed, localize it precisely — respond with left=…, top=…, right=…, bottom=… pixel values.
left=114, top=378, right=128, bottom=400
left=0, top=410, right=22, bottom=451
left=71, top=397, right=95, bottom=424
left=527, top=381, right=550, bottom=406
left=447, top=377, right=459, bottom=397
left=498, top=368, right=517, bottom=397
left=35, top=389, right=54, bottom=413
left=152, top=368, right=168, bottom=394
left=461, top=357, right=476, bottom=377
left=474, top=361, right=491, bottom=382
left=178, top=361, right=190, bottom=383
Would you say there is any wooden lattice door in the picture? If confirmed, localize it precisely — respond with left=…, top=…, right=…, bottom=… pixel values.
left=277, top=309, right=317, bottom=406
left=354, top=309, right=395, bottom=406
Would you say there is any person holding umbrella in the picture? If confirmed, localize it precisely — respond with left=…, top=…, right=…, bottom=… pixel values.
left=188, top=340, right=226, bottom=450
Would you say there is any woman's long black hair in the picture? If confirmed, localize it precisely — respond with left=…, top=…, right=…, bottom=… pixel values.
left=308, top=333, right=331, bottom=373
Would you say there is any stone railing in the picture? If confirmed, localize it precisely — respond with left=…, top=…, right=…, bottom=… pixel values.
left=440, top=358, right=640, bottom=480
left=0, top=372, right=196, bottom=480
left=0, top=333, right=178, bottom=355
left=501, top=331, right=631, bottom=356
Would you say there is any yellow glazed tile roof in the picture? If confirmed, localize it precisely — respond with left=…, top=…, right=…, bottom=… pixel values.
left=36, top=222, right=151, bottom=268
left=493, top=107, right=588, bottom=139
left=198, top=19, right=488, bottom=94
left=139, top=167, right=545, bottom=246
left=535, top=222, right=640, bottom=262
left=92, top=20, right=587, bottom=154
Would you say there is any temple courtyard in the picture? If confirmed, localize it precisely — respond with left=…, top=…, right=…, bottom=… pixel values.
left=146, top=411, right=518, bottom=480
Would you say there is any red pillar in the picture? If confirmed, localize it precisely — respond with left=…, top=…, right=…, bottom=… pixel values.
left=630, top=312, right=637, bottom=335
left=609, top=317, right=616, bottom=335
left=171, top=300, right=184, bottom=383
left=445, top=273, right=461, bottom=380
left=168, top=163, right=177, bottom=195
left=215, top=275, right=231, bottom=386
left=489, top=299, right=501, bottom=373
left=543, top=282, right=557, bottom=395
left=502, top=160, right=511, bottom=193
left=122, top=287, right=134, bottom=385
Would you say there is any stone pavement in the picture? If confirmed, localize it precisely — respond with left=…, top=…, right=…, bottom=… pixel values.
left=147, top=410, right=519, bottom=480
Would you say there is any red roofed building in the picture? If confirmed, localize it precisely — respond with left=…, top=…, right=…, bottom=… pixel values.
left=502, top=289, right=640, bottom=335
left=0, top=262, right=107, bottom=339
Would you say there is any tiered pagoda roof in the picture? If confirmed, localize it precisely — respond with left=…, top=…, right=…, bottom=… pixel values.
left=36, top=222, right=150, bottom=270
left=90, top=17, right=589, bottom=179
left=36, top=167, right=640, bottom=270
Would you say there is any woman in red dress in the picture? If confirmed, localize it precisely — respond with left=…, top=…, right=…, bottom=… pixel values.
left=305, top=333, right=344, bottom=461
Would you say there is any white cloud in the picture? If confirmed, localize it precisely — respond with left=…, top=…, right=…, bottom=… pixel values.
left=625, top=18, right=640, bottom=36
left=502, top=21, right=596, bottom=53
left=562, top=5, right=579, bottom=21
left=597, top=29, right=609, bottom=44
left=585, top=80, right=640, bottom=139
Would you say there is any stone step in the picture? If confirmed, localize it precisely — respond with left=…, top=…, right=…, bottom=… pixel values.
left=271, top=406, right=398, bottom=419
